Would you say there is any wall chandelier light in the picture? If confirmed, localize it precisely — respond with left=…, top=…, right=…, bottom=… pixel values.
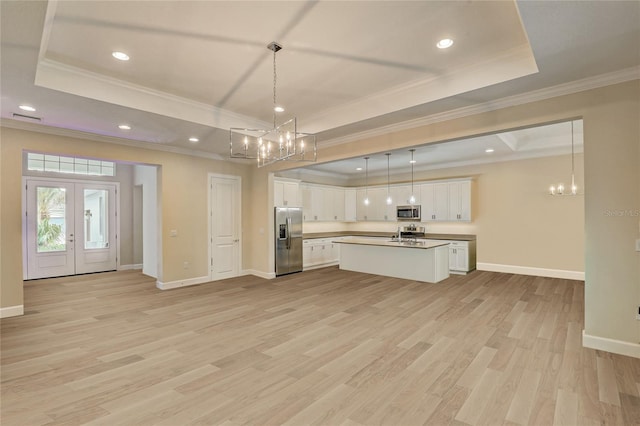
left=230, top=42, right=317, bottom=168
left=549, top=120, right=580, bottom=196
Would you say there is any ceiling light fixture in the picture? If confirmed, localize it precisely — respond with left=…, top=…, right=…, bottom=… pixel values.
left=112, top=51, right=130, bottom=61
left=437, top=38, right=454, bottom=49
left=356, top=167, right=362, bottom=171
left=549, top=120, right=580, bottom=196
left=230, top=42, right=316, bottom=168
left=118, top=124, right=131, bottom=130
left=189, top=137, right=199, bottom=143
left=485, top=148, right=495, bottom=153
left=385, top=153, right=393, bottom=205
left=19, top=105, right=36, bottom=112
left=409, top=149, right=416, bottom=204
left=364, top=157, right=370, bottom=206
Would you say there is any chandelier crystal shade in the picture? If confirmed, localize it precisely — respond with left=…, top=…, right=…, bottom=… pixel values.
left=230, top=42, right=317, bottom=168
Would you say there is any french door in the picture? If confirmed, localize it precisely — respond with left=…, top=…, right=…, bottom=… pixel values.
left=25, top=178, right=117, bottom=279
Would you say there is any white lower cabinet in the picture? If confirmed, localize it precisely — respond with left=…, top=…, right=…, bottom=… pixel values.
left=447, top=240, right=476, bottom=273
left=303, top=238, right=341, bottom=270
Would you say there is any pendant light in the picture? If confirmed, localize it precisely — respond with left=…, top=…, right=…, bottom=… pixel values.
left=549, top=121, right=579, bottom=196
left=385, top=153, right=392, bottom=205
left=364, top=157, right=370, bottom=205
left=409, top=149, right=416, bottom=204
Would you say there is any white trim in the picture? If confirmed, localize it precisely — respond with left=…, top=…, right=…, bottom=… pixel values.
left=477, top=262, right=584, bottom=280
left=156, top=275, right=210, bottom=290
left=0, top=305, right=24, bottom=318
left=583, top=330, right=640, bottom=359
left=118, top=264, right=143, bottom=271
left=242, top=269, right=276, bottom=280
left=319, top=66, right=640, bottom=149
left=304, top=261, right=339, bottom=271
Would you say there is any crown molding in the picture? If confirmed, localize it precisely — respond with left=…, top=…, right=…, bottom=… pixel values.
left=319, top=66, right=640, bottom=149
left=34, top=58, right=270, bottom=131
left=1, top=118, right=230, bottom=162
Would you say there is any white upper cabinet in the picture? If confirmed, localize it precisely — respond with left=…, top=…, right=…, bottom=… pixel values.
left=448, top=180, right=472, bottom=221
left=300, top=178, right=472, bottom=223
left=301, top=183, right=347, bottom=222
left=344, top=189, right=357, bottom=222
left=420, top=183, right=449, bottom=221
left=274, top=178, right=300, bottom=207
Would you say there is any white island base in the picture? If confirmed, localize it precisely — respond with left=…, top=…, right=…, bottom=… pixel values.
left=336, top=238, right=450, bottom=283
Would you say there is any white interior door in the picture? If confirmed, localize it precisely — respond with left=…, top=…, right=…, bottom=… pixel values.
left=26, top=181, right=76, bottom=279
left=210, top=175, right=241, bottom=281
left=25, top=179, right=118, bottom=279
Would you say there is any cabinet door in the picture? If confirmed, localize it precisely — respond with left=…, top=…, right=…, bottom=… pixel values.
left=344, top=189, right=357, bottom=222
left=331, top=242, right=340, bottom=262
left=303, top=244, right=313, bottom=268
left=274, top=181, right=285, bottom=206
left=283, top=182, right=300, bottom=206
left=433, top=183, right=449, bottom=220
left=356, top=189, right=369, bottom=221
left=301, top=185, right=313, bottom=221
left=310, top=186, right=323, bottom=221
left=333, top=189, right=345, bottom=221
left=420, top=184, right=436, bottom=221
left=448, top=181, right=471, bottom=221
left=456, top=247, right=468, bottom=271
left=368, top=188, right=387, bottom=221
left=321, top=188, right=333, bottom=221
left=449, top=247, right=457, bottom=270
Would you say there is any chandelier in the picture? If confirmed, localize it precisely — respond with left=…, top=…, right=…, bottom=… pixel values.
left=549, top=120, right=580, bottom=196
left=230, top=42, right=317, bottom=168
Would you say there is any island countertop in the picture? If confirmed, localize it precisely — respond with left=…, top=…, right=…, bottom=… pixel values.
left=303, top=231, right=476, bottom=241
left=334, top=237, right=450, bottom=250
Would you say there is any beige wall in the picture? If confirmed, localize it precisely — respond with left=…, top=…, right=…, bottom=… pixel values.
left=1, top=80, right=638, bottom=348
left=0, top=127, right=255, bottom=308
left=269, top=80, right=640, bottom=347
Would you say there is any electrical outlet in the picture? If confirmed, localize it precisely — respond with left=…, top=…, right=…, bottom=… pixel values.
left=183, top=261, right=189, bottom=269
left=636, top=306, right=640, bottom=321
left=636, top=239, right=640, bottom=252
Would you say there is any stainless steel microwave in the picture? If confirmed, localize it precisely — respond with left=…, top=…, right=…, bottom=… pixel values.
left=396, top=205, right=421, bottom=221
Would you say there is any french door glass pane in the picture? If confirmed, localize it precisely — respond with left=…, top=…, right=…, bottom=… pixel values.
left=84, top=189, right=109, bottom=249
left=37, top=187, right=66, bottom=253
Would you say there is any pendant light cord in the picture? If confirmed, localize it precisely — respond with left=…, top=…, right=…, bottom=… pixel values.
left=273, top=48, right=277, bottom=128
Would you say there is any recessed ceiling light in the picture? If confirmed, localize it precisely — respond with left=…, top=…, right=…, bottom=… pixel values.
left=118, top=124, right=131, bottom=130
left=437, top=38, right=454, bottom=49
left=356, top=167, right=362, bottom=171
left=19, top=105, right=36, bottom=112
left=189, top=137, right=199, bottom=143
left=485, top=148, right=495, bottom=153
left=112, top=51, right=130, bottom=61
left=409, top=160, right=417, bottom=164
left=274, top=106, right=284, bottom=112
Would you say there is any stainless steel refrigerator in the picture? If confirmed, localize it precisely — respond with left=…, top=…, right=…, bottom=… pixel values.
left=275, top=207, right=303, bottom=276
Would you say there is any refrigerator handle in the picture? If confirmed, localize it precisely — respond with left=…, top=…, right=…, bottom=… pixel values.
left=286, top=217, right=292, bottom=250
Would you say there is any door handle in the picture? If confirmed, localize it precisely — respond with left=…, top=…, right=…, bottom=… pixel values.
left=233, top=239, right=239, bottom=243
left=286, top=217, right=292, bottom=249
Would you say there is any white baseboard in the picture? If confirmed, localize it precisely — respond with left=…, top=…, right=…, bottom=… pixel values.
left=156, top=275, right=210, bottom=290
left=583, top=330, right=640, bottom=359
left=0, top=305, right=24, bottom=318
left=118, top=263, right=143, bottom=271
left=477, top=263, right=584, bottom=280
left=303, top=261, right=339, bottom=271
left=242, top=269, right=276, bottom=279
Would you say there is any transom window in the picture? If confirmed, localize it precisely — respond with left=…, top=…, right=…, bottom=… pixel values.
left=27, top=153, right=115, bottom=177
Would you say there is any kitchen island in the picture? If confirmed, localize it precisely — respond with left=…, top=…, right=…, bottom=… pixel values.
left=334, top=237, right=450, bottom=283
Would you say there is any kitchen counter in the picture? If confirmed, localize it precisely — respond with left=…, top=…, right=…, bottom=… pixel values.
left=303, top=231, right=476, bottom=241
left=336, top=237, right=450, bottom=250
left=334, top=237, right=450, bottom=283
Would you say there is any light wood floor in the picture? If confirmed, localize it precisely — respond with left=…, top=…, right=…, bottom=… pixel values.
left=1, top=268, right=639, bottom=425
